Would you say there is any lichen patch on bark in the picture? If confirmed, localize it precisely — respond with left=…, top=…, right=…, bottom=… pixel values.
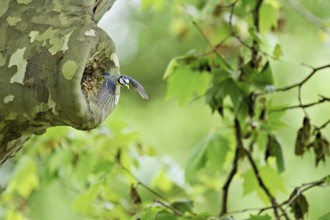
left=62, top=60, right=78, bottom=80
left=9, top=48, right=27, bottom=84
left=85, top=29, right=96, bottom=37
left=110, top=53, right=120, bottom=67
left=3, top=95, right=14, bottom=104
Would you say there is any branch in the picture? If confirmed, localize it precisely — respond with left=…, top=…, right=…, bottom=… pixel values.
left=271, top=96, right=330, bottom=112
left=318, top=118, right=330, bottom=130
left=242, top=147, right=288, bottom=219
left=225, top=175, right=330, bottom=217
left=282, top=175, right=330, bottom=209
left=257, top=64, right=330, bottom=96
left=219, top=118, right=243, bottom=216
left=220, top=119, right=291, bottom=219
left=115, top=151, right=183, bottom=217
left=251, top=0, right=263, bottom=67
left=227, top=0, right=273, bottom=60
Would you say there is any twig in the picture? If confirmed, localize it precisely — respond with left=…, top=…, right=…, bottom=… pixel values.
left=242, top=147, right=285, bottom=219
left=318, top=118, right=330, bottom=130
left=115, top=153, right=183, bottom=216
left=282, top=175, right=330, bottom=209
left=219, top=118, right=243, bottom=216
left=256, top=63, right=330, bottom=96
left=275, top=64, right=330, bottom=92
left=117, top=160, right=169, bottom=203
left=271, top=97, right=330, bottom=112
left=225, top=175, right=330, bottom=217
left=154, top=200, right=183, bottom=217
left=251, top=0, right=263, bottom=67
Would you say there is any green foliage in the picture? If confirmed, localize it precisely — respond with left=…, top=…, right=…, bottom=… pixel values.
left=164, top=52, right=211, bottom=105
left=185, top=133, right=229, bottom=182
left=249, top=214, right=272, bottom=220
left=243, top=166, right=285, bottom=204
left=1, top=1, right=330, bottom=220
left=5, top=156, right=39, bottom=199
left=272, top=44, right=283, bottom=60
left=265, top=135, right=285, bottom=173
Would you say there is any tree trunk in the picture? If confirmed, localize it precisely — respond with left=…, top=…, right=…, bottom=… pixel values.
left=0, top=0, right=118, bottom=164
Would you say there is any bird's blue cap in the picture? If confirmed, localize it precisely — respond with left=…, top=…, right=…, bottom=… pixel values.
left=102, top=72, right=110, bottom=77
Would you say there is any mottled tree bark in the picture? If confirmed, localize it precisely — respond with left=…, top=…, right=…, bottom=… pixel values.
left=0, top=0, right=118, bottom=164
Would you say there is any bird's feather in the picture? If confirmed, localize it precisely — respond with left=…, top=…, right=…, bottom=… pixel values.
left=125, top=75, right=149, bottom=100
left=97, top=79, right=119, bottom=113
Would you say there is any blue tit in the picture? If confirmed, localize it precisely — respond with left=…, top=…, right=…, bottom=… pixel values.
left=97, top=72, right=149, bottom=114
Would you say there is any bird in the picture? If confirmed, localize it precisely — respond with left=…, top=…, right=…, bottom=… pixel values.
left=97, top=72, right=149, bottom=114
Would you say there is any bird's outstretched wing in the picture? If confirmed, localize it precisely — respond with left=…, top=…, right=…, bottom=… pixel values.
left=97, top=79, right=118, bottom=112
left=125, top=76, right=149, bottom=100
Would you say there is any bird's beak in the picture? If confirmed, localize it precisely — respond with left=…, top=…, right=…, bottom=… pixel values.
left=125, top=84, right=130, bottom=89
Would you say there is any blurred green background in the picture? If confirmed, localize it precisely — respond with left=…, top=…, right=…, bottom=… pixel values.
left=1, top=0, right=330, bottom=219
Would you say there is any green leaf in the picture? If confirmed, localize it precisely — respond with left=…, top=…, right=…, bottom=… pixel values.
left=163, top=50, right=201, bottom=79
left=319, top=212, right=330, bottom=220
left=249, top=214, right=272, bottom=220
left=248, top=27, right=262, bottom=44
left=264, top=110, right=289, bottom=131
left=139, top=207, right=158, bottom=220
left=73, top=153, right=98, bottom=180
left=153, top=171, right=173, bottom=192
left=251, top=62, right=274, bottom=89
left=260, top=166, right=286, bottom=194
left=243, top=168, right=258, bottom=196
left=93, top=160, right=115, bottom=174
left=185, top=133, right=229, bottom=182
left=6, top=156, right=39, bottom=198
left=141, top=0, right=165, bottom=11
left=73, top=182, right=102, bottom=214
left=163, top=58, right=178, bottom=79
left=154, top=210, right=178, bottom=220
left=210, top=77, right=250, bottom=118
left=48, top=147, right=73, bottom=174
left=243, top=166, right=285, bottom=204
left=206, top=135, right=230, bottom=170
left=273, top=43, right=283, bottom=60
left=265, top=135, right=285, bottom=173
left=166, top=65, right=211, bottom=105
left=259, top=3, right=280, bottom=33
left=171, top=200, right=193, bottom=214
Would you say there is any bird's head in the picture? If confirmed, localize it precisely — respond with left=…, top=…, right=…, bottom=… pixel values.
left=118, top=75, right=130, bottom=89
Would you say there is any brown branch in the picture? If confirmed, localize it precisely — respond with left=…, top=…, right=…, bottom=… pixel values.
left=242, top=147, right=284, bottom=219
left=219, top=118, right=243, bottom=216
left=271, top=97, right=330, bottom=112
left=225, top=174, right=330, bottom=217
left=251, top=0, right=263, bottom=68
left=257, top=64, right=330, bottom=96
left=282, top=175, right=330, bottom=209
left=318, top=118, right=330, bottom=130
